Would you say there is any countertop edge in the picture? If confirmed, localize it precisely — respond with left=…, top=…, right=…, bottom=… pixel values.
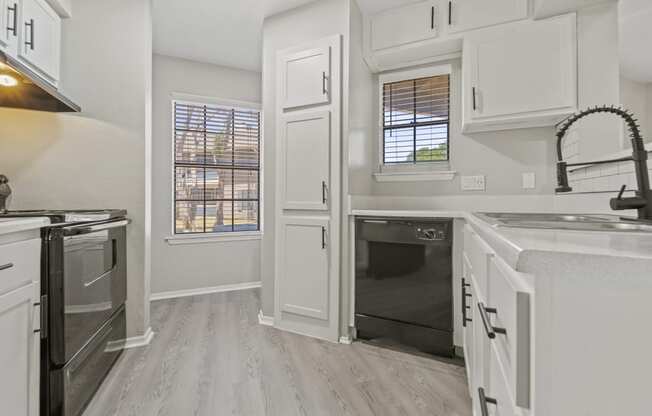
left=0, top=217, right=50, bottom=237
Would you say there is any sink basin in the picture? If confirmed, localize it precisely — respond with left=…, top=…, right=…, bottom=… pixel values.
left=474, top=212, right=652, bottom=233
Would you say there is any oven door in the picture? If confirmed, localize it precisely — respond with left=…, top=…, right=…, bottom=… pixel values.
left=48, top=219, right=128, bottom=366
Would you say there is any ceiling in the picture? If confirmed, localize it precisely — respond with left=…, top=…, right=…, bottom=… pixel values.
left=153, top=0, right=319, bottom=72
left=619, top=0, right=652, bottom=83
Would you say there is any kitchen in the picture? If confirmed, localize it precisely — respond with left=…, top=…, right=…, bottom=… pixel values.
left=0, top=0, right=651, bottom=415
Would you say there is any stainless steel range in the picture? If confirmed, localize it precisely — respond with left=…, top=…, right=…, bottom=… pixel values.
left=0, top=209, right=129, bottom=416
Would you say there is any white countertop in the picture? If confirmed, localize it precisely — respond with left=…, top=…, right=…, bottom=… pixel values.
left=0, top=217, right=50, bottom=236
left=351, top=209, right=652, bottom=270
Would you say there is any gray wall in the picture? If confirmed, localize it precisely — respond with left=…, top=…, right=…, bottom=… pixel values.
left=261, top=0, right=349, bottom=316
left=151, top=54, right=262, bottom=295
left=0, top=0, right=152, bottom=337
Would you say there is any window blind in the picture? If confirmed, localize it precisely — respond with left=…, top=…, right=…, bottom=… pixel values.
left=382, top=74, right=450, bottom=164
left=173, top=101, right=260, bottom=234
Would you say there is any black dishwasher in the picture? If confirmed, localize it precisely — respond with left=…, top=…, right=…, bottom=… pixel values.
left=355, top=217, right=453, bottom=357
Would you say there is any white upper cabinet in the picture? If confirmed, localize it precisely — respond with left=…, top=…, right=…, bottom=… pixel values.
left=370, top=1, right=438, bottom=51
left=0, top=0, right=19, bottom=54
left=462, top=13, right=577, bottom=133
left=19, top=0, right=61, bottom=84
left=279, top=45, right=330, bottom=109
left=279, top=110, right=331, bottom=211
left=446, top=0, right=528, bottom=34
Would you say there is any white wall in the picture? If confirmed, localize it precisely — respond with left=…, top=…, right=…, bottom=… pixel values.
left=151, top=54, right=262, bottom=296
left=370, top=60, right=557, bottom=197
left=261, top=0, right=350, bottom=316
left=0, top=0, right=152, bottom=337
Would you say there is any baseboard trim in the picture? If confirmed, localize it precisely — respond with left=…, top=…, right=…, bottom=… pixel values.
left=258, top=309, right=275, bottom=326
left=150, top=281, right=262, bottom=301
left=339, top=335, right=353, bottom=344
left=106, top=327, right=155, bottom=352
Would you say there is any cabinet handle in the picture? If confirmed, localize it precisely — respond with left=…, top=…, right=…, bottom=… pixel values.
left=25, top=19, right=34, bottom=50
left=478, top=387, right=498, bottom=416
left=448, top=1, right=452, bottom=25
left=40, top=295, right=47, bottom=339
left=322, top=71, right=328, bottom=95
left=0, top=262, right=13, bottom=271
left=7, top=3, right=17, bottom=36
left=322, top=181, right=328, bottom=205
left=472, top=87, right=477, bottom=111
left=430, top=6, right=434, bottom=30
left=478, top=302, right=506, bottom=339
left=321, top=226, right=327, bottom=249
left=461, top=278, right=472, bottom=327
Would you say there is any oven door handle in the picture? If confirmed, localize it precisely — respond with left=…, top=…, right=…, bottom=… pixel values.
left=63, top=219, right=131, bottom=236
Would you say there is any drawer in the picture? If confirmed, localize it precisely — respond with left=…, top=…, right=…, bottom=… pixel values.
left=486, top=255, right=531, bottom=409
left=0, top=238, right=41, bottom=296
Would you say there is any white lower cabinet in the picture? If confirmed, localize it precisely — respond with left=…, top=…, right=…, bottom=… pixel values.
left=462, top=13, right=577, bottom=133
left=0, top=237, right=41, bottom=416
left=278, top=217, right=330, bottom=321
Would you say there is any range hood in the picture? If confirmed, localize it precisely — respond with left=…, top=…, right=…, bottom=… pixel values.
left=0, top=51, right=80, bottom=112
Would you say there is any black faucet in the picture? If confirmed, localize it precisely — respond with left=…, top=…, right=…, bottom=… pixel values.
left=555, top=106, right=652, bottom=221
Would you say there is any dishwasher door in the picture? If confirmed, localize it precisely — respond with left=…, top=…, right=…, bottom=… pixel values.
left=355, top=217, right=453, bottom=355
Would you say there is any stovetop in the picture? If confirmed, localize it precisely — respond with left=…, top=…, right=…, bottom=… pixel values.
left=0, top=209, right=127, bottom=223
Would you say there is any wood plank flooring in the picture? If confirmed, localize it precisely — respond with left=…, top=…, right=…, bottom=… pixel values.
left=83, top=289, right=471, bottom=416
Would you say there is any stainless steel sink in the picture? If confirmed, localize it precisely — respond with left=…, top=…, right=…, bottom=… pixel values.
left=474, top=212, right=652, bottom=233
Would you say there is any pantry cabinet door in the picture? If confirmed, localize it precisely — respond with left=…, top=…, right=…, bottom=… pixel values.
left=278, top=217, right=330, bottom=321
left=19, top=0, right=61, bottom=83
left=447, top=0, right=528, bottom=34
left=279, top=45, right=331, bottom=109
left=279, top=110, right=330, bottom=211
left=370, top=1, right=438, bottom=51
left=0, top=282, right=39, bottom=416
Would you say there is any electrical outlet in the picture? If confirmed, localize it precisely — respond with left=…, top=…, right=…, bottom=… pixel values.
left=522, top=172, right=536, bottom=189
left=461, top=175, right=486, bottom=191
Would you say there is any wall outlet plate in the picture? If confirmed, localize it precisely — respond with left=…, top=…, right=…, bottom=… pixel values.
left=461, top=175, right=486, bottom=191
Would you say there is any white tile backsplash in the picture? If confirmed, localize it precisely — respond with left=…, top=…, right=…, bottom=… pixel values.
left=567, top=157, right=652, bottom=194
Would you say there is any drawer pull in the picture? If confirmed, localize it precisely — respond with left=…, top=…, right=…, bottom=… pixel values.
left=461, top=278, right=472, bottom=327
left=478, top=387, right=497, bottom=416
left=478, top=302, right=506, bottom=339
left=0, top=262, right=14, bottom=271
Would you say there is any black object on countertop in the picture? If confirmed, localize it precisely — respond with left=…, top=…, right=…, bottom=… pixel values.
left=555, top=105, right=652, bottom=221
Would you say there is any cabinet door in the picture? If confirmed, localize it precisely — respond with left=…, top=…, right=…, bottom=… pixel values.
left=278, top=217, right=330, bottom=320
left=280, top=110, right=330, bottom=211
left=447, top=0, right=527, bottom=34
left=370, top=1, right=437, bottom=51
left=280, top=46, right=330, bottom=109
left=0, top=0, right=19, bottom=53
left=0, top=282, right=39, bottom=416
left=19, top=0, right=61, bottom=83
left=463, top=13, right=577, bottom=131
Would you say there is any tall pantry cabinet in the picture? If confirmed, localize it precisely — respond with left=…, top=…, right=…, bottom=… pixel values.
left=274, top=35, right=342, bottom=341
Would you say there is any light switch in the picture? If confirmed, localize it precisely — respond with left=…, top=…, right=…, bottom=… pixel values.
left=461, top=175, right=486, bottom=191
left=522, top=172, right=536, bottom=189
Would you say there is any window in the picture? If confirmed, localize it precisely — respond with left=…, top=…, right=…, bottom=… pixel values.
left=173, top=101, right=260, bottom=234
left=382, top=73, right=450, bottom=165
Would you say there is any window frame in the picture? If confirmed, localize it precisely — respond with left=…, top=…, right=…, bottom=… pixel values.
left=168, top=94, right=263, bottom=241
left=378, top=64, right=453, bottom=174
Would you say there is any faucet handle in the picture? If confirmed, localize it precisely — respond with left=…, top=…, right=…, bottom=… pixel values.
left=616, top=184, right=627, bottom=200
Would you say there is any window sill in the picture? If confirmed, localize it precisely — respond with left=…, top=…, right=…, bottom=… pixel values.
left=165, top=232, right=262, bottom=245
left=373, top=170, right=456, bottom=182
